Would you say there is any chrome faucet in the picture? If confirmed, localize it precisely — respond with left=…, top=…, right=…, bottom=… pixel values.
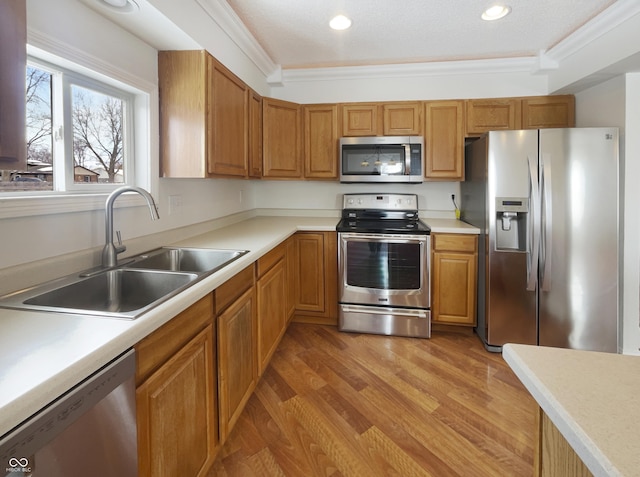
left=102, top=186, right=160, bottom=268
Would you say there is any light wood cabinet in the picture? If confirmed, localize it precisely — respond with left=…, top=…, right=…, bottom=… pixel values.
left=431, top=233, right=478, bottom=326
left=383, top=102, right=422, bottom=135
left=136, top=295, right=218, bottom=477
left=0, top=0, right=26, bottom=170
left=293, top=232, right=338, bottom=325
left=303, top=103, right=340, bottom=179
left=158, top=51, right=249, bottom=178
left=466, top=98, right=521, bottom=135
left=341, top=103, right=379, bottom=136
left=207, top=58, right=249, bottom=177
left=535, top=407, right=593, bottom=477
left=256, top=244, right=288, bottom=374
left=424, top=100, right=465, bottom=180
left=248, top=89, right=263, bottom=178
left=262, top=97, right=302, bottom=178
left=522, top=95, right=575, bottom=129
left=466, top=95, right=575, bottom=136
left=216, top=270, right=257, bottom=441
left=341, top=101, right=422, bottom=136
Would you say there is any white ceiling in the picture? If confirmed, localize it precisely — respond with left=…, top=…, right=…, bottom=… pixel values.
left=223, top=0, right=617, bottom=69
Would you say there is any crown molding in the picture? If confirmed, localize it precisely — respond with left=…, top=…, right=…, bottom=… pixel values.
left=545, top=0, right=640, bottom=63
left=277, top=57, right=537, bottom=84
left=194, top=0, right=277, bottom=77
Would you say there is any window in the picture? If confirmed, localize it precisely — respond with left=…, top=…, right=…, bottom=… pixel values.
left=1, top=57, right=135, bottom=193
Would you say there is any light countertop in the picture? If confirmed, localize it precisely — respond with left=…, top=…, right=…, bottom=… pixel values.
left=503, top=344, right=640, bottom=477
left=0, top=215, right=476, bottom=437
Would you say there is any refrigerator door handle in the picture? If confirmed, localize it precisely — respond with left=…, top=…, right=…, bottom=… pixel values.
left=527, top=155, right=540, bottom=291
left=541, top=152, right=553, bottom=291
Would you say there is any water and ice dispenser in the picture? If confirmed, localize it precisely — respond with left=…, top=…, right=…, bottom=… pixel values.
left=495, top=198, right=529, bottom=251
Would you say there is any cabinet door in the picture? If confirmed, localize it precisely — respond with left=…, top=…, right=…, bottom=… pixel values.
left=293, top=232, right=338, bottom=325
left=217, top=287, right=257, bottom=440
left=137, top=325, right=217, bottom=477
left=383, top=102, right=422, bottom=135
left=424, top=100, right=464, bottom=180
left=208, top=58, right=248, bottom=177
left=304, top=104, right=339, bottom=179
left=341, top=103, right=379, bottom=136
left=0, top=0, right=26, bottom=169
left=248, top=89, right=263, bottom=178
left=158, top=50, right=208, bottom=178
left=256, top=259, right=287, bottom=374
left=522, top=95, right=575, bottom=129
left=262, top=97, right=302, bottom=178
left=466, top=98, right=521, bottom=135
left=432, top=234, right=478, bottom=326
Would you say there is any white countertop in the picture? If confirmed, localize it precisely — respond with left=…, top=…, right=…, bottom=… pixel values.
left=425, top=218, right=479, bottom=234
left=0, top=215, right=475, bottom=437
left=503, top=344, right=640, bottom=477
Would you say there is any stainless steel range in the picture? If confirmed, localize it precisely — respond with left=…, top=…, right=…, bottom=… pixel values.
left=336, top=193, right=431, bottom=338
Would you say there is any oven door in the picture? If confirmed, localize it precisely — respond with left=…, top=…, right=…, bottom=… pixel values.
left=338, top=232, right=430, bottom=308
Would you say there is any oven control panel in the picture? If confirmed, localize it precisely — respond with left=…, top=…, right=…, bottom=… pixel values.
left=342, top=193, right=418, bottom=210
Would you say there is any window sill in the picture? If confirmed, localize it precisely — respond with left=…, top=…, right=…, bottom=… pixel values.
left=0, top=192, right=154, bottom=219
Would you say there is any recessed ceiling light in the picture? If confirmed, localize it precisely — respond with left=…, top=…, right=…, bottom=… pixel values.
left=97, top=0, right=139, bottom=14
left=481, top=5, right=511, bottom=21
left=330, top=14, right=352, bottom=31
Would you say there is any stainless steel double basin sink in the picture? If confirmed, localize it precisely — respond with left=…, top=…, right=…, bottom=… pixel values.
left=0, top=247, right=248, bottom=319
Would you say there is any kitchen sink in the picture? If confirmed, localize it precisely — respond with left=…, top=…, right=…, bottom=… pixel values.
left=0, top=269, right=198, bottom=319
left=126, top=247, right=248, bottom=274
left=0, top=247, right=249, bottom=319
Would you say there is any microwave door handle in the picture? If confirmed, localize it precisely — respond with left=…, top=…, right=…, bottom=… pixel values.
left=404, top=144, right=411, bottom=175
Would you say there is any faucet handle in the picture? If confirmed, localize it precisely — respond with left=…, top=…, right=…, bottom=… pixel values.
left=115, top=230, right=126, bottom=254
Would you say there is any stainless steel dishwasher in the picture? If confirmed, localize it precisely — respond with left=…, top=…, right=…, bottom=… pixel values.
left=1, top=349, right=137, bottom=477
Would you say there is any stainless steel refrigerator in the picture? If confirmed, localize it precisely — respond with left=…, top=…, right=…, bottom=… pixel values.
left=461, top=128, right=619, bottom=353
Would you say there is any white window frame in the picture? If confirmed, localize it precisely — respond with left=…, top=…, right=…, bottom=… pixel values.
left=0, top=43, right=157, bottom=220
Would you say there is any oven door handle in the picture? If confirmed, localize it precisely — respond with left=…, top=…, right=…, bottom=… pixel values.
left=339, top=232, right=428, bottom=242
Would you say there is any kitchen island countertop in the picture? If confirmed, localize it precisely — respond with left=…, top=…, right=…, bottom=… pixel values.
left=503, top=343, right=640, bottom=477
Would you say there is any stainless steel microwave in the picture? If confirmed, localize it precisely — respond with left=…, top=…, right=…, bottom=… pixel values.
left=339, top=136, right=424, bottom=183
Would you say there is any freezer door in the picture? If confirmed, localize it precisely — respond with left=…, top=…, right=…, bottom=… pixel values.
left=538, top=128, right=618, bottom=352
left=485, top=130, right=538, bottom=347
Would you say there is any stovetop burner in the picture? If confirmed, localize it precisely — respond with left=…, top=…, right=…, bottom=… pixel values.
left=336, top=193, right=430, bottom=235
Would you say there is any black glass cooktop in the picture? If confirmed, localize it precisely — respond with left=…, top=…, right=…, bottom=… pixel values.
left=336, top=218, right=430, bottom=234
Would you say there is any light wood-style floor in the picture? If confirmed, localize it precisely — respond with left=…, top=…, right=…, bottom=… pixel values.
left=209, top=324, right=536, bottom=477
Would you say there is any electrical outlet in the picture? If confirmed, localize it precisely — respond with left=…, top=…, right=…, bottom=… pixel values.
left=168, top=195, right=182, bottom=215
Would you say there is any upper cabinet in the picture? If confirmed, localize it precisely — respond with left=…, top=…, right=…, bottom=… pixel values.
left=382, top=102, right=422, bottom=136
left=466, top=95, right=575, bottom=136
left=159, top=50, right=250, bottom=178
left=208, top=59, right=249, bottom=178
left=262, top=97, right=302, bottom=178
left=341, top=103, right=379, bottom=136
left=0, top=0, right=27, bottom=169
left=466, top=98, right=521, bottom=135
left=248, top=90, right=263, bottom=178
left=303, top=104, right=340, bottom=179
left=341, top=101, right=422, bottom=136
left=521, top=95, right=575, bottom=129
left=424, top=100, right=465, bottom=181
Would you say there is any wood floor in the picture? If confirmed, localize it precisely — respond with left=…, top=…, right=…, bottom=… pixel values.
left=209, top=324, right=536, bottom=477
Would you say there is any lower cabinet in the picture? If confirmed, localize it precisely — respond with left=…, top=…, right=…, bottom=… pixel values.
left=431, top=233, right=478, bottom=326
left=535, top=407, right=593, bottom=477
left=292, top=231, right=338, bottom=325
left=136, top=295, right=218, bottom=477
left=215, top=268, right=257, bottom=441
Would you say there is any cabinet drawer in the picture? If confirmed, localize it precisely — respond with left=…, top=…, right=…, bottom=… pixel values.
left=135, top=294, right=214, bottom=385
left=256, top=242, right=286, bottom=278
left=215, top=265, right=255, bottom=314
left=433, top=234, right=477, bottom=253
